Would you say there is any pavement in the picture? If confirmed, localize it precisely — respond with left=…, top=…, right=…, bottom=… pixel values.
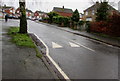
left=1, top=19, right=58, bottom=81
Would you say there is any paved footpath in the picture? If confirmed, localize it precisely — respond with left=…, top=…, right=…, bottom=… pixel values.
left=1, top=19, right=57, bottom=81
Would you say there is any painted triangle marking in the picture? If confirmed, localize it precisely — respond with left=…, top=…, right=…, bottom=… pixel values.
left=69, top=42, right=80, bottom=47
left=52, top=42, right=63, bottom=49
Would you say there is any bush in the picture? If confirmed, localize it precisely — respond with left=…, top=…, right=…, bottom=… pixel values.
left=47, top=12, right=59, bottom=23
left=90, top=13, right=120, bottom=37
left=53, top=16, right=70, bottom=27
left=78, top=21, right=85, bottom=26
left=42, top=17, right=49, bottom=23
left=86, top=21, right=91, bottom=32
left=107, top=13, right=120, bottom=36
left=90, top=21, right=108, bottom=33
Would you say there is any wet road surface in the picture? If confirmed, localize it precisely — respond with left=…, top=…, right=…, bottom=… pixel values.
left=1, top=19, right=119, bottom=80
left=28, top=20, right=119, bottom=79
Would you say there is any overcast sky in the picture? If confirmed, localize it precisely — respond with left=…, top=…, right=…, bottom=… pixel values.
left=1, top=0, right=120, bottom=13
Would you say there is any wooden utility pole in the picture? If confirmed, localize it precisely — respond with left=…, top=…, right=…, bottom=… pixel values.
left=19, top=0, right=27, bottom=33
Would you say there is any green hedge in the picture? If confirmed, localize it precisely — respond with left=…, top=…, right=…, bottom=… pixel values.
left=53, top=16, right=70, bottom=27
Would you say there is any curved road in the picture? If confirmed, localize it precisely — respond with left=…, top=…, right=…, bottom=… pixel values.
left=2, top=19, right=119, bottom=80
left=27, top=20, right=119, bottom=79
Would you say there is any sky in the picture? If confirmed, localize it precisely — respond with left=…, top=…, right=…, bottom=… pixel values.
left=1, top=0, right=120, bottom=13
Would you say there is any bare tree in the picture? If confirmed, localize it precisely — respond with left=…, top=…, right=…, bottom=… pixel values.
left=90, top=0, right=116, bottom=7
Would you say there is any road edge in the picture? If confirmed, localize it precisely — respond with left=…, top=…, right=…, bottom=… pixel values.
left=36, top=21, right=120, bottom=48
left=29, top=33, right=71, bottom=81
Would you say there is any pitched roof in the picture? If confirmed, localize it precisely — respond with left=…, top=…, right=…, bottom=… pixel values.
left=53, top=7, right=73, bottom=13
left=16, top=7, right=33, bottom=13
left=84, top=2, right=117, bottom=12
left=84, top=2, right=100, bottom=12
left=35, top=11, right=47, bottom=14
left=26, top=9, right=33, bottom=13
left=1, top=5, right=14, bottom=10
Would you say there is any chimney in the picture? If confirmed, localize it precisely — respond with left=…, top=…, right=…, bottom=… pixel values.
left=63, top=6, right=64, bottom=9
left=96, top=1, right=99, bottom=4
left=4, top=4, right=6, bottom=8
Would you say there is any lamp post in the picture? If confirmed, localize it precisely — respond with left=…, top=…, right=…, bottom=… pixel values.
left=19, top=0, right=27, bottom=33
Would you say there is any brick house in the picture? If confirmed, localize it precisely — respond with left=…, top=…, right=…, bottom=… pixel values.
left=15, top=8, right=20, bottom=18
left=1, top=5, right=15, bottom=18
left=52, top=6, right=73, bottom=17
left=34, top=11, right=48, bottom=19
left=26, top=9, right=33, bottom=19
left=15, top=8, right=33, bottom=19
left=83, top=2, right=119, bottom=21
left=79, top=13, right=84, bottom=21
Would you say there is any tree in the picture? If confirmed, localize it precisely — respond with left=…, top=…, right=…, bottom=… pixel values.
left=19, top=0, right=27, bottom=34
left=47, top=12, right=59, bottom=23
left=71, top=9, right=80, bottom=22
left=90, top=0, right=116, bottom=8
left=96, top=1, right=109, bottom=21
left=71, top=9, right=80, bottom=29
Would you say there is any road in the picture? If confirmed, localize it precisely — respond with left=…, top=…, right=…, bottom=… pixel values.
left=27, top=20, right=119, bottom=80
left=1, top=19, right=119, bottom=80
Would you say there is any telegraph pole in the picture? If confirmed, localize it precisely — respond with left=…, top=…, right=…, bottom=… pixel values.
left=19, top=0, right=27, bottom=33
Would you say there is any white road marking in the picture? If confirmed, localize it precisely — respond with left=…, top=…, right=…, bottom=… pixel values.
left=69, top=42, right=80, bottom=47
left=32, top=33, right=71, bottom=81
left=62, top=36, right=95, bottom=52
left=70, top=40, right=95, bottom=52
left=52, top=42, right=63, bottom=49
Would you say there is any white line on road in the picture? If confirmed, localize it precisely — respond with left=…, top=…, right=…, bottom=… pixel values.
left=52, top=42, right=63, bottom=49
left=33, top=33, right=71, bottom=81
left=62, top=36, right=95, bottom=52
left=69, top=42, right=80, bottom=47
left=70, top=40, right=95, bottom=52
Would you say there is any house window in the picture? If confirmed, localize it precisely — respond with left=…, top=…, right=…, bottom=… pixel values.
left=17, top=11, right=19, bottom=13
left=92, top=10, right=95, bottom=15
left=26, top=12, right=28, bottom=15
left=86, top=17, right=92, bottom=21
left=37, top=16, right=39, bottom=18
left=10, top=10, right=12, bottom=13
left=86, top=11, right=88, bottom=15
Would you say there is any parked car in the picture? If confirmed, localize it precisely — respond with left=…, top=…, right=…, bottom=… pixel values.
left=8, top=16, right=14, bottom=19
left=8, top=16, right=19, bottom=19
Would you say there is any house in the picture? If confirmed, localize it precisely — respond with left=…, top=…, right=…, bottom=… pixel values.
left=15, top=8, right=33, bottom=19
left=79, top=13, right=84, bottom=21
left=15, top=8, right=20, bottom=18
left=83, top=2, right=119, bottom=21
left=52, top=6, right=73, bottom=17
left=34, top=11, right=48, bottom=19
left=26, top=9, right=33, bottom=19
left=1, top=5, right=15, bottom=18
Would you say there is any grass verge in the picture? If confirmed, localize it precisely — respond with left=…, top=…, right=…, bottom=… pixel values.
left=8, top=27, right=42, bottom=58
